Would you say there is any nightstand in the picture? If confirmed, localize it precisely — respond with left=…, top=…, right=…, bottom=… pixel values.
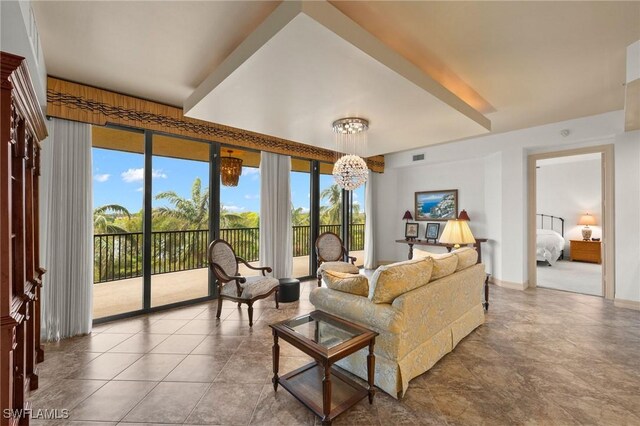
left=570, top=240, right=602, bottom=264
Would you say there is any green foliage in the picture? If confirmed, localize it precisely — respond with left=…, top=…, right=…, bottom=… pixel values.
left=93, top=204, right=131, bottom=234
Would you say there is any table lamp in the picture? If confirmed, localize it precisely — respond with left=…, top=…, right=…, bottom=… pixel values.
left=578, top=213, right=596, bottom=240
left=439, top=218, right=476, bottom=249
left=403, top=210, right=413, bottom=223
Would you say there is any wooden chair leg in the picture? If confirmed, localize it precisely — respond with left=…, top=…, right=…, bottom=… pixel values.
left=238, top=302, right=242, bottom=308
left=248, top=303, right=254, bottom=327
left=274, top=289, right=279, bottom=309
left=216, top=296, right=223, bottom=319
left=317, top=273, right=322, bottom=287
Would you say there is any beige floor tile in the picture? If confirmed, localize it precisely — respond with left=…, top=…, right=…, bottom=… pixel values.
left=215, top=355, right=272, bottom=384
left=30, top=379, right=107, bottom=412
left=114, top=353, right=186, bottom=381
left=191, top=335, right=244, bottom=355
left=68, top=353, right=143, bottom=380
left=37, top=351, right=102, bottom=379
left=107, top=333, right=170, bottom=353
left=140, top=319, right=190, bottom=334
left=174, top=319, right=220, bottom=335
left=70, top=380, right=157, bottom=421
left=249, top=384, right=314, bottom=425
left=149, top=334, right=207, bottom=354
left=68, top=333, right=135, bottom=352
left=122, top=382, right=209, bottom=423
left=163, top=355, right=227, bottom=382
left=186, top=383, right=263, bottom=425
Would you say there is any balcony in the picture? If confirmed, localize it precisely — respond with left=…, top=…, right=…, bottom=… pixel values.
left=93, top=224, right=364, bottom=319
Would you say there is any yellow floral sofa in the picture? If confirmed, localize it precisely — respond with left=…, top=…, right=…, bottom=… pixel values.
left=309, top=247, right=485, bottom=398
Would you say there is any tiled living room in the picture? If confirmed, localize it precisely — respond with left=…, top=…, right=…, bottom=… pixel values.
left=3, top=1, right=640, bottom=425
left=32, top=280, right=640, bottom=425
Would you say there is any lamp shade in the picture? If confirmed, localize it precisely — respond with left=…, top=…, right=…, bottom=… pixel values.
left=578, top=213, right=596, bottom=226
left=402, top=210, right=413, bottom=221
left=458, top=209, right=471, bottom=221
left=439, top=219, right=476, bottom=245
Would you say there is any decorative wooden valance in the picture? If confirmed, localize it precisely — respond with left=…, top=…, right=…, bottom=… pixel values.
left=46, top=77, right=384, bottom=173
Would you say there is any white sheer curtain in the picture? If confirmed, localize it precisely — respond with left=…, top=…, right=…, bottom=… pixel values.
left=259, top=152, right=293, bottom=278
left=364, top=169, right=376, bottom=269
left=40, top=118, right=93, bottom=341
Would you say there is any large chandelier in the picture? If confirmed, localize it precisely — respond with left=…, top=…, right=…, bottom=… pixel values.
left=332, top=117, right=369, bottom=191
left=220, top=150, right=243, bottom=186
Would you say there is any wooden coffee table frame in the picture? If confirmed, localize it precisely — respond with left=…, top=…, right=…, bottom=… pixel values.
left=270, top=311, right=378, bottom=425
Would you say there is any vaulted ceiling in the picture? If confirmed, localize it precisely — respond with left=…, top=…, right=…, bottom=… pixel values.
left=32, top=1, right=640, bottom=150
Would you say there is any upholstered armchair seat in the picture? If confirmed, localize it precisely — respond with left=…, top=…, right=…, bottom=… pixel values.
left=316, top=261, right=359, bottom=275
left=220, top=275, right=280, bottom=299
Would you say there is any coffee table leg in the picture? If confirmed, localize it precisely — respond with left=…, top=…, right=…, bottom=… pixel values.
left=367, top=341, right=376, bottom=404
left=272, top=331, right=279, bottom=391
left=322, top=362, right=332, bottom=425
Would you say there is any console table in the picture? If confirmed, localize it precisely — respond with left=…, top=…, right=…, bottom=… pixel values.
left=395, top=238, right=488, bottom=264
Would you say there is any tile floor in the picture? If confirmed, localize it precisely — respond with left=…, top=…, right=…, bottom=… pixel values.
left=32, top=279, right=640, bottom=425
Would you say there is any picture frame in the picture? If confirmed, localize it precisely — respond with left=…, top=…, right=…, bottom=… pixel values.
left=425, top=223, right=440, bottom=242
left=405, top=222, right=419, bottom=240
left=415, top=189, right=458, bottom=221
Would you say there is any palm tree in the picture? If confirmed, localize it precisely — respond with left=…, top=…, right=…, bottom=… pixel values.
left=154, top=178, right=210, bottom=230
left=320, top=184, right=342, bottom=225
left=291, top=205, right=309, bottom=226
left=93, top=204, right=131, bottom=234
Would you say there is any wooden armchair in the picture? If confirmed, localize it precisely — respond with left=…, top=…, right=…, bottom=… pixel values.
left=208, top=239, right=279, bottom=327
left=315, top=232, right=359, bottom=287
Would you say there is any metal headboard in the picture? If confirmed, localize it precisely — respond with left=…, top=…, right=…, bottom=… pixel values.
left=537, top=214, right=565, bottom=260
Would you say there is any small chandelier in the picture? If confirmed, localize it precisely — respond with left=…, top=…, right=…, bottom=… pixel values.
left=332, top=117, right=369, bottom=191
left=220, top=150, right=243, bottom=187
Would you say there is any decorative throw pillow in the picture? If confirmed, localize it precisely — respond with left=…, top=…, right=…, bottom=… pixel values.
left=429, top=253, right=459, bottom=281
left=322, top=270, right=369, bottom=297
left=453, top=247, right=478, bottom=271
left=368, top=257, right=434, bottom=304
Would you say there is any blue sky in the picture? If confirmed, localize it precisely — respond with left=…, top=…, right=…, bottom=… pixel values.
left=93, top=148, right=364, bottom=213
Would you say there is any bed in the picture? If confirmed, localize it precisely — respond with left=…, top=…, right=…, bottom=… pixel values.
left=536, top=214, right=565, bottom=265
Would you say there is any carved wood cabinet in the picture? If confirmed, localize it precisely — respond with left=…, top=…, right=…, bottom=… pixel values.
left=1, top=52, right=47, bottom=426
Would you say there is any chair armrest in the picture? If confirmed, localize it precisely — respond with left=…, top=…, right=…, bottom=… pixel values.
left=236, top=257, right=272, bottom=276
left=309, top=288, right=403, bottom=334
left=347, top=255, right=357, bottom=264
left=211, top=263, right=247, bottom=283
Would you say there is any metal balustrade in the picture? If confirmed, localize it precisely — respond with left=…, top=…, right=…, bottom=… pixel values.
left=93, top=224, right=365, bottom=283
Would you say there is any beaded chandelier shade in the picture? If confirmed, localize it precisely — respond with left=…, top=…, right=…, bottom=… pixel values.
left=220, top=150, right=243, bottom=187
left=332, top=117, right=369, bottom=191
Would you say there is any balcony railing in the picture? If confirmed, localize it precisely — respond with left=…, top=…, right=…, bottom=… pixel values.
left=94, top=223, right=365, bottom=283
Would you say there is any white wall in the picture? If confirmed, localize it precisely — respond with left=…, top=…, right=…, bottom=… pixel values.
left=536, top=158, right=602, bottom=255
left=1, top=0, right=47, bottom=106
left=374, top=110, right=640, bottom=303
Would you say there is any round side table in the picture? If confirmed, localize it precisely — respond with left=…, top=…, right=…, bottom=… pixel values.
left=278, top=278, right=300, bottom=303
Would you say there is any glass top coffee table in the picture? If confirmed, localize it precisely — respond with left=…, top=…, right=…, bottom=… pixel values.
left=270, top=310, right=378, bottom=426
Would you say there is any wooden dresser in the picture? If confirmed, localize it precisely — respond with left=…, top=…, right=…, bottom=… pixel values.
left=570, top=240, right=602, bottom=264
left=1, top=52, right=47, bottom=426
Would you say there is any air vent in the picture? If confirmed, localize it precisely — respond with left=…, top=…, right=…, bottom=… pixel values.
left=412, top=154, right=425, bottom=162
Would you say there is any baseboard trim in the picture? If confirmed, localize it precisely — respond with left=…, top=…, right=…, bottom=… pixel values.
left=489, top=277, right=529, bottom=290
left=614, top=298, right=640, bottom=311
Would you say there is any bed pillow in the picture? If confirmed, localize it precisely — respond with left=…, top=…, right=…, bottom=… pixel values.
left=453, top=247, right=478, bottom=271
left=322, top=270, right=369, bottom=297
left=368, top=257, right=433, bottom=304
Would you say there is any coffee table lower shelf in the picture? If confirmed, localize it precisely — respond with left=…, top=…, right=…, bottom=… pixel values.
left=277, top=362, right=368, bottom=425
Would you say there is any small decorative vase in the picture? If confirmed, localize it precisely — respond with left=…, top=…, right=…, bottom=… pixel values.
left=582, top=227, right=592, bottom=241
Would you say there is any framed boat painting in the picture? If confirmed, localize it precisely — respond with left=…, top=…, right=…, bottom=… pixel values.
left=415, top=190, right=458, bottom=221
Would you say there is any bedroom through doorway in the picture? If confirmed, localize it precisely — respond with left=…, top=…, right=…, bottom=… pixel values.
left=535, top=153, right=603, bottom=296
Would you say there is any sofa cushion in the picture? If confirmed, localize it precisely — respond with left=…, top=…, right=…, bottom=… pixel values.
left=453, top=247, right=478, bottom=271
left=430, top=253, right=458, bottom=280
left=322, top=270, right=369, bottom=297
left=368, top=258, right=433, bottom=304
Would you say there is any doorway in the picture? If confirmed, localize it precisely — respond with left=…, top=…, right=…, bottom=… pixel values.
left=527, top=145, right=614, bottom=299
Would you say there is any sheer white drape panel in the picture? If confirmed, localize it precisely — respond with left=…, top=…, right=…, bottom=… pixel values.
left=364, top=169, right=376, bottom=269
left=40, top=118, right=93, bottom=341
left=259, top=152, right=293, bottom=279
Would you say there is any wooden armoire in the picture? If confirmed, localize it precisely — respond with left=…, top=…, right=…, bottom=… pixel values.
left=1, top=52, right=47, bottom=426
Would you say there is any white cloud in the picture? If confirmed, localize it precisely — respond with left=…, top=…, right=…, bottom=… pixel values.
left=94, top=173, right=110, bottom=182
left=121, top=168, right=167, bottom=183
left=243, top=168, right=260, bottom=175
left=224, top=205, right=246, bottom=212
left=353, top=201, right=360, bottom=206
left=353, top=193, right=359, bottom=199
left=244, top=194, right=259, bottom=200
left=136, top=187, right=144, bottom=192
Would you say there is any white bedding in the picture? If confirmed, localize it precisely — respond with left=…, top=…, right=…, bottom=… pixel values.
left=536, top=229, right=565, bottom=265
